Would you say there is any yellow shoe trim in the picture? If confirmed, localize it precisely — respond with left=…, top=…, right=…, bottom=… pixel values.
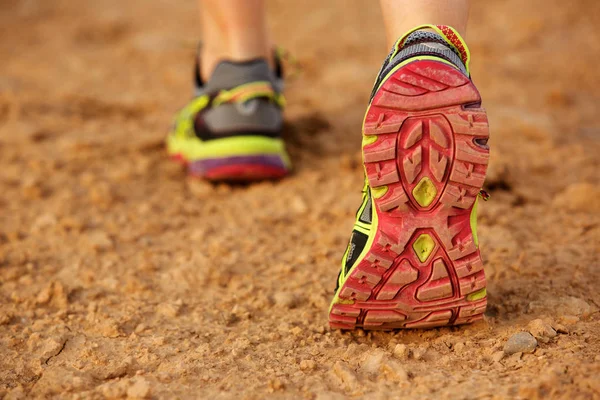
left=213, top=81, right=286, bottom=107
left=470, top=197, right=479, bottom=247
left=362, top=135, right=378, bottom=146
left=330, top=183, right=380, bottom=313
left=166, top=135, right=291, bottom=168
left=467, top=288, right=487, bottom=302
left=412, top=234, right=436, bottom=263
left=372, top=185, right=388, bottom=199
left=412, top=177, right=437, bottom=207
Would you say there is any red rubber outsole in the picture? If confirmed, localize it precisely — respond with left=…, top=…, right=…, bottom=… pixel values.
left=169, top=154, right=288, bottom=182
left=330, top=60, right=490, bottom=330
left=201, top=164, right=288, bottom=181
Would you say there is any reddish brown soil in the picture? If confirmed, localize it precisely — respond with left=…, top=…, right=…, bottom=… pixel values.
left=1, top=0, right=599, bottom=399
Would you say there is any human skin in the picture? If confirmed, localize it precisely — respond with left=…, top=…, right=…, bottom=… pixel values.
left=198, top=0, right=470, bottom=80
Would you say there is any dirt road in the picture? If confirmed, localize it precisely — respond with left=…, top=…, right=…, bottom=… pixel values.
left=1, top=0, right=599, bottom=398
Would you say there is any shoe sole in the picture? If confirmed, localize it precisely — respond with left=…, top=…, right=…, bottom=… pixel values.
left=170, top=153, right=289, bottom=181
left=329, top=59, right=490, bottom=330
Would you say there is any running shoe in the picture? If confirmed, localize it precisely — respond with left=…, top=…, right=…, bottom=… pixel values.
left=167, top=52, right=291, bottom=181
left=329, top=25, right=490, bottom=330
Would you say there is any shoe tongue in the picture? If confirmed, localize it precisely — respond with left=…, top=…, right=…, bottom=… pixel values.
left=203, top=59, right=277, bottom=93
left=393, top=25, right=471, bottom=72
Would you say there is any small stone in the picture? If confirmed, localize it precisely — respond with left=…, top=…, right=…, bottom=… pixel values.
left=126, top=378, right=151, bottom=399
left=273, top=292, right=297, bottom=309
left=21, top=177, right=44, bottom=199
left=290, top=196, right=308, bottom=214
left=231, top=338, right=251, bottom=357
left=380, top=358, right=409, bottom=382
left=99, top=319, right=121, bottom=338
left=87, top=230, right=113, bottom=252
left=268, top=378, right=285, bottom=392
left=504, top=332, right=537, bottom=355
left=392, top=344, right=409, bottom=360
left=332, top=361, right=358, bottom=390
left=88, top=182, right=115, bottom=206
left=36, top=285, right=53, bottom=305
left=0, top=311, right=13, bottom=325
left=528, top=319, right=557, bottom=343
left=492, top=351, right=505, bottom=363
left=290, top=326, right=303, bottom=336
left=35, top=281, right=68, bottom=308
left=412, top=346, right=427, bottom=360
left=31, top=213, right=57, bottom=233
left=360, top=350, right=386, bottom=375
left=300, top=359, right=316, bottom=371
left=504, top=351, right=523, bottom=367
left=156, top=302, right=181, bottom=318
left=438, top=355, right=451, bottom=366
left=343, top=343, right=360, bottom=360
left=553, top=324, right=569, bottom=334
left=453, top=342, right=466, bottom=353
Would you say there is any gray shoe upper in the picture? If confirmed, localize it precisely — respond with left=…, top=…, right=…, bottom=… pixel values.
left=193, top=58, right=284, bottom=139
left=388, top=31, right=468, bottom=76
left=196, top=58, right=284, bottom=95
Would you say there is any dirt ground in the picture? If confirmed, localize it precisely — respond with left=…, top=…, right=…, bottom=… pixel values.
left=1, top=0, right=599, bottom=398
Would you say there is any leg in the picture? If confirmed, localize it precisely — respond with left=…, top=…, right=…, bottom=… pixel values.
left=379, top=0, right=470, bottom=47
left=199, top=0, right=272, bottom=80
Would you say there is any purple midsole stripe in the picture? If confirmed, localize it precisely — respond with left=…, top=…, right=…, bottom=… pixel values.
left=189, top=154, right=286, bottom=174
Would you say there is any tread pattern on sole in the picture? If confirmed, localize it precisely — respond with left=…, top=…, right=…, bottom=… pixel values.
left=330, top=60, right=490, bottom=330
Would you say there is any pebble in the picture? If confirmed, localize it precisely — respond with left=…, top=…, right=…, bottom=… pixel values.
left=453, top=342, right=466, bottom=353
left=273, top=292, right=297, bottom=309
left=126, top=378, right=151, bottom=399
left=504, top=332, right=537, bottom=355
left=31, top=213, right=57, bottom=233
left=380, top=358, right=409, bottom=382
left=290, top=196, right=308, bottom=214
left=268, top=379, right=285, bottom=392
left=412, top=346, right=428, bottom=360
left=528, top=319, right=557, bottom=343
left=86, top=230, right=113, bottom=251
left=392, top=343, right=409, bottom=360
left=492, top=351, right=505, bottom=363
left=156, top=302, right=181, bottom=318
left=360, top=350, right=386, bottom=375
left=332, top=361, right=358, bottom=390
left=300, top=359, right=316, bottom=371
left=554, top=323, right=569, bottom=334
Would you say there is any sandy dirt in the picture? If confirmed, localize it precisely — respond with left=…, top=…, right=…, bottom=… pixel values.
left=1, top=0, right=600, bottom=398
